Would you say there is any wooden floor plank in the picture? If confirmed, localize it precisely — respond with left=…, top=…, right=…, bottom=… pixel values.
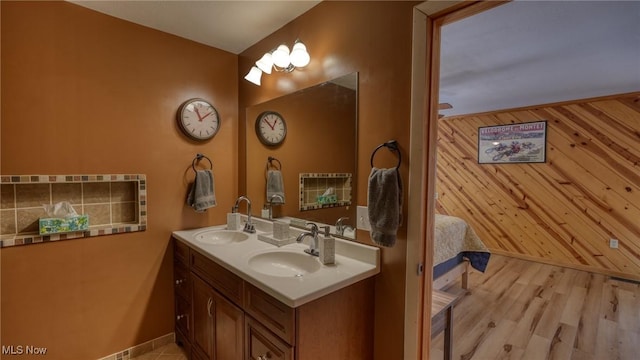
left=521, top=334, right=551, bottom=360
left=430, top=254, right=640, bottom=360
left=533, top=292, right=569, bottom=340
left=548, top=323, right=578, bottom=360
left=594, top=318, right=619, bottom=359
left=573, top=272, right=603, bottom=355
left=617, top=288, right=639, bottom=332
left=618, top=329, right=639, bottom=360
left=559, top=286, right=587, bottom=327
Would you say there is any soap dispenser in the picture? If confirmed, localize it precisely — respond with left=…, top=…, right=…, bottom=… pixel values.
left=318, top=226, right=335, bottom=265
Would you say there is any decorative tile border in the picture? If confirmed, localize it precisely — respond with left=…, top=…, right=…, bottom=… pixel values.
left=97, top=332, right=174, bottom=360
left=0, top=174, right=147, bottom=248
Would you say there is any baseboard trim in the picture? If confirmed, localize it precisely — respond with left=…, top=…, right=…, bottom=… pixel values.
left=489, top=249, right=640, bottom=282
left=97, top=333, right=174, bottom=360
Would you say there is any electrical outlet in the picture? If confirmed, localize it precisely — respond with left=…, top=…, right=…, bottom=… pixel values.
left=609, top=238, right=619, bottom=249
left=356, top=205, right=371, bottom=231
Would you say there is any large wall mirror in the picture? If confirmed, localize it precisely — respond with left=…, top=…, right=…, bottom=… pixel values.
left=245, top=72, right=358, bottom=239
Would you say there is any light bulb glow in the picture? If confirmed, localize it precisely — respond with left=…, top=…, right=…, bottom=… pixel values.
left=272, top=45, right=291, bottom=68
left=255, top=53, right=273, bottom=74
left=244, top=40, right=311, bottom=84
left=244, top=66, right=262, bottom=86
left=290, top=42, right=310, bottom=67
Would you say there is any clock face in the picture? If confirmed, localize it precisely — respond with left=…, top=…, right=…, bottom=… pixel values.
left=178, top=98, right=220, bottom=141
left=256, top=111, right=287, bottom=146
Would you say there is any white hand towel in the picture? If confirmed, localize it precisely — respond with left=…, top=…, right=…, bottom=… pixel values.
left=266, top=170, right=285, bottom=204
left=187, top=169, right=217, bottom=212
left=367, top=167, right=403, bottom=247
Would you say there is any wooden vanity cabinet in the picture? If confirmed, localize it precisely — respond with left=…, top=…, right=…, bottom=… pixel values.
left=174, top=241, right=192, bottom=355
left=173, top=238, right=374, bottom=360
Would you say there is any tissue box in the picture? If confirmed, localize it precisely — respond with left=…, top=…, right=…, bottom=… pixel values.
left=316, top=194, right=338, bottom=205
left=39, top=215, right=89, bottom=235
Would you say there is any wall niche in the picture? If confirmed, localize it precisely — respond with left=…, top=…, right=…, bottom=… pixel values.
left=0, top=174, right=146, bottom=247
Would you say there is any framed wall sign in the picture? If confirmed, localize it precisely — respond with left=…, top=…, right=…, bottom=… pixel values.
left=478, top=121, right=547, bottom=164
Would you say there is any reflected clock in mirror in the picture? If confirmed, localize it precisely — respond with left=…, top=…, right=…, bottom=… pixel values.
left=256, top=111, right=287, bottom=146
left=245, top=73, right=358, bottom=239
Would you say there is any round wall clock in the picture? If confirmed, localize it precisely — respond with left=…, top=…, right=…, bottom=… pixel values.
left=256, top=111, right=287, bottom=146
left=177, top=98, right=220, bottom=141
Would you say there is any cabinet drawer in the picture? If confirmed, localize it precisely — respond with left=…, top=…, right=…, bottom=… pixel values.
left=174, top=238, right=190, bottom=266
left=190, top=250, right=243, bottom=305
left=175, top=294, right=191, bottom=339
left=246, top=316, right=293, bottom=360
left=244, top=283, right=295, bottom=345
left=174, top=262, right=191, bottom=303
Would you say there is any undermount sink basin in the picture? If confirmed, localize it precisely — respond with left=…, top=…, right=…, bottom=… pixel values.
left=248, top=250, right=322, bottom=277
left=194, top=230, right=249, bottom=245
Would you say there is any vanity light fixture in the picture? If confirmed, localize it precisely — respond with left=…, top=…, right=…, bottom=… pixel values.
left=244, top=40, right=310, bottom=86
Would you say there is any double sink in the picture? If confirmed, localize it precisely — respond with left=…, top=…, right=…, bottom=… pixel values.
left=172, top=217, right=380, bottom=307
left=194, top=229, right=321, bottom=277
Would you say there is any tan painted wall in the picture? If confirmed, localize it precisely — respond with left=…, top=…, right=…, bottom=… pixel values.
left=239, top=2, right=419, bottom=358
left=1, top=2, right=238, bottom=359
left=436, top=93, right=640, bottom=280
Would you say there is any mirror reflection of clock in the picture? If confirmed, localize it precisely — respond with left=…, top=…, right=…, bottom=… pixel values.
left=177, top=98, right=220, bottom=141
left=256, top=111, right=287, bottom=146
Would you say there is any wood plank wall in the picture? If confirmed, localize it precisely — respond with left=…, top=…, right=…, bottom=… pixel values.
left=435, top=92, right=640, bottom=280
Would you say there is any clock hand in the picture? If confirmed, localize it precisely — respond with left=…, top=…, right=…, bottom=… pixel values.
left=200, top=112, right=213, bottom=120
left=194, top=108, right=203, bottom=121
left=263, top=118, right=276, bottom=130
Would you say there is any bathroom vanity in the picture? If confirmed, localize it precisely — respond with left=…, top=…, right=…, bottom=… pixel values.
left=172, top=218, right=379, bottom=360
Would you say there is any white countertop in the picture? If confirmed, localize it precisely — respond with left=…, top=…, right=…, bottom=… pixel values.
left=172, top=217, right=380, bottom=308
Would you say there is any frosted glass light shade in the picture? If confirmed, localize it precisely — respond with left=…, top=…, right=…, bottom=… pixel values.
left=255, top=53, right=273, bottom=74
left=290, top=42, right=310, bottom=68
left=272, top=45, right=291, bottom=68
left=244, top=66, right=262, bottom=86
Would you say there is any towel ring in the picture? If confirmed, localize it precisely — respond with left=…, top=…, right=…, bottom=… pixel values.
left=266, top=156, right=282, bottom=171
left=370, top=140, right=401, bottom=170
left=192, top=153, right=213, bottom=172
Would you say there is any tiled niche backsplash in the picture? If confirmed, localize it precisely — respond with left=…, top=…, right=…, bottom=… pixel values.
left=0, top=174, right=146, bottom=247
left=299, top=173, right=352, bottom=211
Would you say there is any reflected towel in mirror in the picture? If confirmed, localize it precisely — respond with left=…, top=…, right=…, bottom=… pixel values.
left=187, top=170, right=217, bottom=212
left=266, top=169, right=285, bottom=204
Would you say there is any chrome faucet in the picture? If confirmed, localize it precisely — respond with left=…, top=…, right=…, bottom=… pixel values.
left=232, top=196, right=255, bottom=233
left=296, top=222, right=320, bottom=256
left=335, top=217, right=354, bottom=236
left=267, top=194, right=284, bottom=220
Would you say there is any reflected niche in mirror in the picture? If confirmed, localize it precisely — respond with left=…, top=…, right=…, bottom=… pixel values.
left=246, top=73, right=358, bottom=239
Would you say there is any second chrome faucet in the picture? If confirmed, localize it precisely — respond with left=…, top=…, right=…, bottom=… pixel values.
left=232, top=196, right=256, bottom=233
left=296, top=222, right=330, bottom=257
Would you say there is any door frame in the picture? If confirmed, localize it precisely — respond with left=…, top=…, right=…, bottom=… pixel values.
left=405, top=2, right=508, bottom=358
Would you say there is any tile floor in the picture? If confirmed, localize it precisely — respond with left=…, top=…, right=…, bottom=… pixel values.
left=130, top=343, right=187, bottom=360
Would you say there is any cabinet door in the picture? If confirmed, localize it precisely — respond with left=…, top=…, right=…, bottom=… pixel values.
left=192, top=275, right=215, bottom=359
left=213, top=291, right=244, bottom=360
left=193, top=274, right=244, bottom=360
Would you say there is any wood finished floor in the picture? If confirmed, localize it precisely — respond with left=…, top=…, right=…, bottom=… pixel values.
left=431, top=254, right=640, bottom=360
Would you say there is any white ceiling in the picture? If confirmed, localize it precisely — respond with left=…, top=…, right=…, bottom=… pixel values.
left=70, top=1, right=640, bottom=116
left=439, top=0, right=640, bottom=116
left=70, top=0, right=320, bottom=54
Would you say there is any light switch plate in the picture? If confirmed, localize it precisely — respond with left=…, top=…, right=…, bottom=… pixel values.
left=356, top=206, right=371, bottom=231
